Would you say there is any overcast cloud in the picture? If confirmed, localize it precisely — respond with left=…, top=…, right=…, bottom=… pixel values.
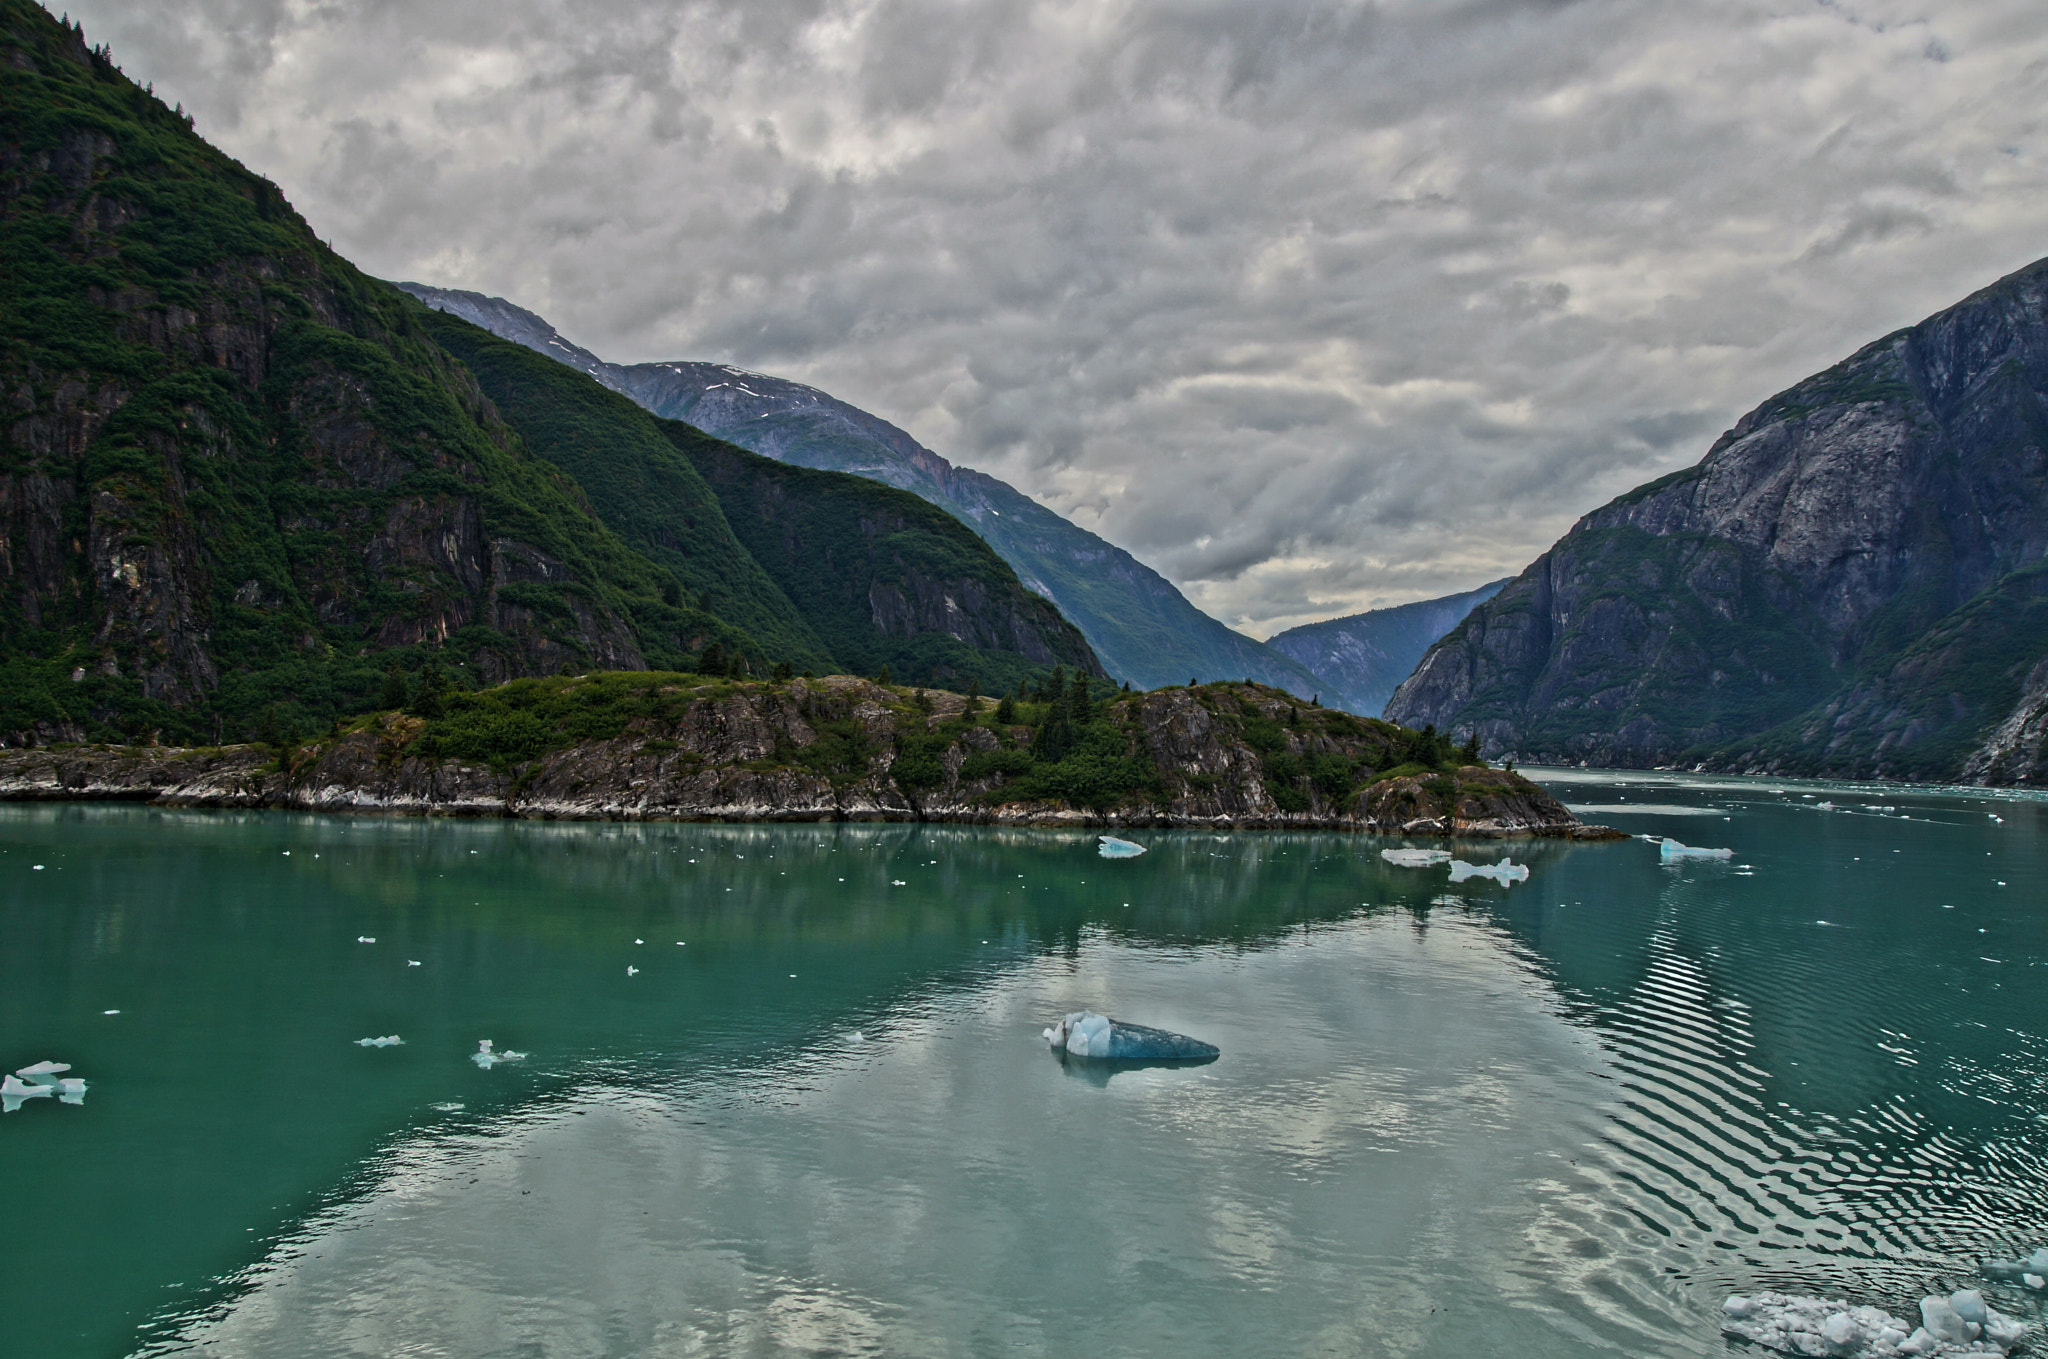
left=56, top=0, right=2048, bottom=635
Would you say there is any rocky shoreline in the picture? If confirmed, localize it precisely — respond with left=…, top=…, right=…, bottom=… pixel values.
left=0, top=680, right=1621, bottom=839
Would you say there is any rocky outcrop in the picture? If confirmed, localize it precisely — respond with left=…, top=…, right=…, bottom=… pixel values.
left=0, top=678, right=1613, bottom=836
left=1388, top=256, right=2048, bottom=784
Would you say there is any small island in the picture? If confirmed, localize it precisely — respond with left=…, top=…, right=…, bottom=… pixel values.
left=0, top=672, right=1617, bottom=837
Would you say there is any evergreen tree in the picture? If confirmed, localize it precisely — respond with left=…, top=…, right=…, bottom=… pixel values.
left=772, top=660, right=794, bottom=683
left=409, top=660, right=447, bottom=719
left=1031, top=687, right=1073, bottom=763
left=1459, top=732, right=1481, bottom=764
left=379, top=661, right=408, bottom=711
left=696, top=641, right=726, bottom=676
left=876, top=665, right=893, bottom=686
left=1068, top=672, right=1092, bottom=725
left=728, top=652, right=748, bottom=679
left=256, top=703, right=281, bottom=749
left=993, top=693, right=1017, bottom=725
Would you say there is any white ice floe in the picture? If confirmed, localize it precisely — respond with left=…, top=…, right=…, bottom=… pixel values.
left=1381, top=848, right=1453, bottom=868
left=1659, top=838, right=1735, bottom=862
left=354, top=1035, right=403, bottom=1048
left=3, top=1061, right=87, bottom=1111
left=626, top=965, right=639, bottom=976
left=1042, top=1010, right=1219, bottom=1061
left=1982, top=1247, right=2048, bottom=1287
left=357, top=936, right=376, bottom=943
left=471, top=1039, right=526, bottom=1069
left=1723, top=1289, right=2028, bottom=1357
left=1447, top=857, right=1530, bottom=885
left=1098, top=836, right=1147, bottom=859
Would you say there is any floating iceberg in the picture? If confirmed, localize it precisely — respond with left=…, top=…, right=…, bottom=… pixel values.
left=471, top=1039, right=526, bottom=1069
left=1381, top=848, right=1453, bottom=868
left=1723, top=1289, right=2028, bottom=1357
left=2, top=1061, right=87, bottom=1111
left=1659, top=838, right=1734, bottom=861
left=354, top=1035, right=404, bottom=1048
left=1043, top=1011, right=1218, bottom=1062
left=1982, top=1247, right=2048, bottom=1287
left=1098, top=836, right=1147, bottom=859
left=1447, top=857, right=1530, bottom=885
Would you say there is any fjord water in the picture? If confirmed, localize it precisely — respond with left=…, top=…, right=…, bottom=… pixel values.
left=1, top=777, right=2043, bottom=1358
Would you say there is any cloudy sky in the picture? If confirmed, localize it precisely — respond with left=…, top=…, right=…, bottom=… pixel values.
left=59, top=0, right=2048, bottom=636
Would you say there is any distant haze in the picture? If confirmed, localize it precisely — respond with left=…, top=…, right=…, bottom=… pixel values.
left=57, top=0, right=2048, bottom=636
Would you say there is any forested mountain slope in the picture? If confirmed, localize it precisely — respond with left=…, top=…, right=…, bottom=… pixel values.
left=397, top=283, right=1331, bottom=697
left=416, top=310, right=1101, bottom=691
left=0, top=2, right=1088, bottom=746
left=1387, top=256, right=2048, bottom=784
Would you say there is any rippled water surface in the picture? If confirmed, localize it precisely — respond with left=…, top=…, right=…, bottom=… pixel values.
left=3, top=772, right=2045, bottom=1357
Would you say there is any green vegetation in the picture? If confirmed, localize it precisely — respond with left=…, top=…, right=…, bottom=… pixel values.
left=670, top=424, right=1100, bottom=695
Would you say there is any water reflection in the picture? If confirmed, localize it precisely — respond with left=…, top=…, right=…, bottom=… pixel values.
left=0, top=782, right=2041, bottom=1358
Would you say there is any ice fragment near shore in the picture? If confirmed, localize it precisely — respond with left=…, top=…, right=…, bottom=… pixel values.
left=2, top=1060, right=87, bottom=1111
left=1723, top=1289, right=2028, bottom=1357
left=1098, top=836, right=1146, bottom=859
left=472, top=1039, right=526, bottom=1069
left=1980, top=1247, right=2048, bottom=1287
left=354, top=1035, right=403, bottom=1048
left=1381, top=848, right=1452, bottom=868
left=1659, top=838, right=1734, bottom=861
left=1042, top=1010, right=1218, bottom=1061
left=1447, top=857, right=1529, bottom=885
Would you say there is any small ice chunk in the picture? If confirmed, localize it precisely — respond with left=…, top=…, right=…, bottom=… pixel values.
left=2025, top=1275, right=2045, bottom=1291
left=626, top=965, right=639, bottom=976
left=357, top=935, right=376, bottom=943
left=472, top=1040, right=526, bottom=1068
left=1447, top=857, right=1529, bottom=885
left=1381, top=848, right=1452, bottom=868
left=354, top=1035, right=403, bottom=1048
left=1920, top=1296, right=1971, bottom=1345
left=407, top=960, right=421, bottom=967
left=1098, top=836, right=1147, bottom=859
left=1821, top=1311, right=1862, bottom=1347
left=1658, top=838, right=1734, bottom=861
left=15, top=1061, right=71, bottom=1084
left=1949, top=1291, right=1988, bottom=1327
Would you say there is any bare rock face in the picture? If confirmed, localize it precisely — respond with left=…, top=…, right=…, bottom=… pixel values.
left=1388, top=257, right=2048, bottom=784
left=0, top=680, right=1611, bottom=837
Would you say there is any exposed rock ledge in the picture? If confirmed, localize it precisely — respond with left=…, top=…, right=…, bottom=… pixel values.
left=0, top=680, right=1621, bottom=839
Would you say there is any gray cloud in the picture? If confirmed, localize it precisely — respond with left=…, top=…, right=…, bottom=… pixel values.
left=58, top=0, right=2048, bottom=636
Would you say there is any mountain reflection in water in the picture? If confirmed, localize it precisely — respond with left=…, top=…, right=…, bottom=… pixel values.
left=0, top=775, right=2040, bottom=1358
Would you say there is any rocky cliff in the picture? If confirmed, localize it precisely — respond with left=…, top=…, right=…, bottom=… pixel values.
left=0, top=675, right=1610, bottom=836
left=395, top=284, right=1331, bottom=697
left=1387, top=256, right=2048, bottom=785
left=1268, top=580, right=1508, bottom=717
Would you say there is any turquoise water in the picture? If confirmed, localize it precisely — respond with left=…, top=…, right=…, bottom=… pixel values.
left=1, top=772, right=2044, bottom=1357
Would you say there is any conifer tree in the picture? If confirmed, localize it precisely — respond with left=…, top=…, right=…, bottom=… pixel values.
left=379, top=661, right=408, bottom=711
left=696, top=641, right=726, bottom=677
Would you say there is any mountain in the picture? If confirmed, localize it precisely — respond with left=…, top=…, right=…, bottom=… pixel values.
left=1267, top=580, right=1508, bottom=717
left=0, top=1, right=1090, bottom=747
left=412, top=307, right=1104, bottom=691
left=395, top=283, right=1333, bottom=697
left=1386, top=256, right=2048, bottom=784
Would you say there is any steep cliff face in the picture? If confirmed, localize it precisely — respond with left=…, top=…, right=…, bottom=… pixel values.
left=0, top=676, right=1605, bottom=835
left=394, top=284, right=1330, bottom=696
left=0, top=3, right=725, bottom=741
left=1388, top=257, right=2048, bottom=783
left=1267, top=580, right=1507, bottom=717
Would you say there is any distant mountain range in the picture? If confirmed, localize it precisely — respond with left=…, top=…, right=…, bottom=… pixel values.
left=1268, top=580, right=1507, bottom=717
left=396, top=283, right=1350, bottom=700
left=1388, top=256, right=2048, bottom=784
